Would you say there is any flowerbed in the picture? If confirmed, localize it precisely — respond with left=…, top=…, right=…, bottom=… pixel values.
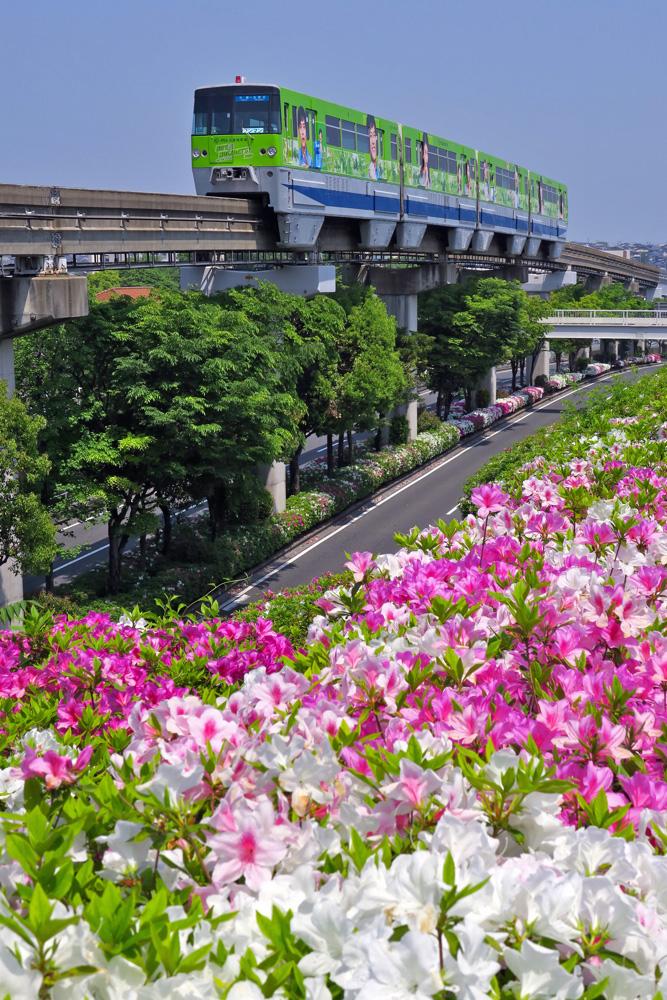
left=3, top=376, right=667, bottom=996
left=545, top=371, right=584, bottom=392
left=585, top=362, right=612, bottom=377
left=447, top=387, right=543, bottom=437
left=461, top=365, right=667, bottom=515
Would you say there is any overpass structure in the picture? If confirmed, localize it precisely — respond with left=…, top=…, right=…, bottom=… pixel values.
left=545, top=309, right=667, bottom=340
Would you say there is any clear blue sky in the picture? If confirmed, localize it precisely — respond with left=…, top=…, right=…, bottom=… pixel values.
left=3, top=0, right=665, bottom=243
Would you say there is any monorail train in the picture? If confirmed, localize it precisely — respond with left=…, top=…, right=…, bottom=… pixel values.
left=191, top=81, right=568, bottom=257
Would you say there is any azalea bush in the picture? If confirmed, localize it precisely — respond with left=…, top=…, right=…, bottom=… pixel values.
left=447, top=388, right=543, bottom=438
left=462, top=366, right=667, bottom=515
left=3, top=370, right=667, bottom=995
left=585, top=362, right=612, bottom=377
left=545, top=372, right=584, bottom=392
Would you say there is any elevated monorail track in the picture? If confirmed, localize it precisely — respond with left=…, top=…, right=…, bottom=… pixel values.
left=0, top=184, right=660, bottom=290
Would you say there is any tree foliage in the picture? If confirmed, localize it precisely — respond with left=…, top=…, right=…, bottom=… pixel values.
left=0, top=383, right=55, bottom=574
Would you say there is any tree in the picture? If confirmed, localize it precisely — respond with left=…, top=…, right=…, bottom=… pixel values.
left=222, top=284, right=343, bottom=493
left=16, top=290, right=305, bottom=593
left=334, top=292, right=407, bottom=462
left=0, top=382, right=55, bottom=578
left=419, top=284, right=473, bottom=417
left=421, top=279, right=535, bottom=412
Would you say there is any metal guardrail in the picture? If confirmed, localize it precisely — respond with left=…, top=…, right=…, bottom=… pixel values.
left=552, top=309, right=667, bottom=319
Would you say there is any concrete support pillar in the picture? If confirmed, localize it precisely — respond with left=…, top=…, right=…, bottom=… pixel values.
left=573, top=345, right=590, bottom=368
left=0, top=339, right=15, bottom=396
left=378, top=293, right=418, bottom=333
left=255, top=461, right=286, bottom=515
left=584, top=273, right=612, bottom=293
left=603, top=340, right=619, bottom=360
left=636, top=339, right=646, bottom=354
left=530, top=339, right=551, bottom=382
left=0, top=339, right=23, bottom=607
left=477, top=366, right=497, bottom=406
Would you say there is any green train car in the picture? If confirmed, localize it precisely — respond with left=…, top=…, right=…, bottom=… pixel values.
left=191, top=81, right=567, bottom=256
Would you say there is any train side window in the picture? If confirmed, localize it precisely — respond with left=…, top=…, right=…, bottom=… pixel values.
left=376, top=128, right=384, bottom=159
left=284, top=103, right=289, bottom=132
left=325, top=115, right=341, bottom=146
left=390, top=133, right=398, bottom=160
left=291, top=106, right=298, bottom=138
left=404, top=138, right=411, bottom=163
left=341, top=119, right=356, bottom=150
left=357, top=123, right=369, bottom=153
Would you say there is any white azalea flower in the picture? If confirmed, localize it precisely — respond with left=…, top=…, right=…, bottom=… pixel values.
left=504, top=939, right=582, bottom=998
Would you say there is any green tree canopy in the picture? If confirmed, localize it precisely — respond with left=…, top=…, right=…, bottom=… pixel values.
left=0, top=382, right=55, bottom=576
left=16, top=289, right=306, bottom=592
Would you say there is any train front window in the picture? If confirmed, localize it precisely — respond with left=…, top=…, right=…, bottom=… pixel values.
left=193, top=87, right=280, bottom=136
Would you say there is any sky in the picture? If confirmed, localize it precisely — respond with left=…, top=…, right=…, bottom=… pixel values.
left=2, top=0, right=665, bottom=244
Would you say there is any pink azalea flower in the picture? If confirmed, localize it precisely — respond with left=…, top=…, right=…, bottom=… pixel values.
left=207, top=798, right=289, bottom=892
left=20, top=744, right=93, bottom=790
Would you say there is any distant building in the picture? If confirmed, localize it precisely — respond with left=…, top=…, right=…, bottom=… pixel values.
left=95, top=286, right=152, bottom=302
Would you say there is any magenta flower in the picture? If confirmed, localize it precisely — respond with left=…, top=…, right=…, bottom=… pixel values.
left=20, top=744, right=93, bottom=790
left=470, top=484, right=508, bottom=519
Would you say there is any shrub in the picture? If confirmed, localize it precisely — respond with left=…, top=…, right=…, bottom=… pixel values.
left=388, top=414, right=409, bottom=445
left=417, top=408, right=442, bottom=433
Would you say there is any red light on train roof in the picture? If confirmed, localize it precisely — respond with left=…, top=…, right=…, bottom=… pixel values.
left=235, top=75, right=246, bottom=83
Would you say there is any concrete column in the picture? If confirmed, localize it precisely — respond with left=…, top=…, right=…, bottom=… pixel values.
left=530, top=339, right=551, bottom=382
left=477, top=366, right=497, bottom=406
left=603, top=340, right=619, bottom=360
left=0, top=339, right=15, bottom=396
left=378, top=293, right=418, bottom=333
left=255, top=461, right=286, bottom=515
left=0, top=339, right=23, bottom=607
left=636, top=339, right=646, bottom=354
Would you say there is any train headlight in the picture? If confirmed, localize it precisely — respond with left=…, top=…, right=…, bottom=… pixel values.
left=192, top=148, right=200, bottom=158
left=267, top=146, right=277, bottom=157
left=201, top=150, right=208, bottom=157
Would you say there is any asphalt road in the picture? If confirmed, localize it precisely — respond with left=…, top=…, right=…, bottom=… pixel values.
left=217, top=364, right=665, bottom=611
left=22, top=365, right=556, bottom=595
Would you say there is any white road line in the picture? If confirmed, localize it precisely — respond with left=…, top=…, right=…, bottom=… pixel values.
left=61, top=521, right=81, bottom=531
left=446, top=502, right=461, bottom=515
left=316, top=445, right=327, bottom=453
left=218, top=368, right=656, bottom=611
left=56, top=543, right=109, bottom=572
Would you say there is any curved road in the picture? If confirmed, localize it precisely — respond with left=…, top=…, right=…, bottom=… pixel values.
left=219, top=365, right=664, bottom=611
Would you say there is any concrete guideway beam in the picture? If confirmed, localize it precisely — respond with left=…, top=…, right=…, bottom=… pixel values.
left=0, top=273, right=88, bottom=338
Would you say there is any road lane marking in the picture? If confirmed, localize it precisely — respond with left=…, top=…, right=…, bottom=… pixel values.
left=56, top=542, right=110, bottom=572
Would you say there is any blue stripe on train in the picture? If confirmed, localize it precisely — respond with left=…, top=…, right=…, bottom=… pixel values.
left=288, top=182, right=562, bottom=236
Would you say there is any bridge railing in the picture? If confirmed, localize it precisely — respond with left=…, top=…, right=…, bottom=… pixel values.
left=552, top=309, right=667, bottom=319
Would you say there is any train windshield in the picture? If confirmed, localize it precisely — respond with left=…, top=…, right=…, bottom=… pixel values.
left=193, top=86, right=281, bottom=136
